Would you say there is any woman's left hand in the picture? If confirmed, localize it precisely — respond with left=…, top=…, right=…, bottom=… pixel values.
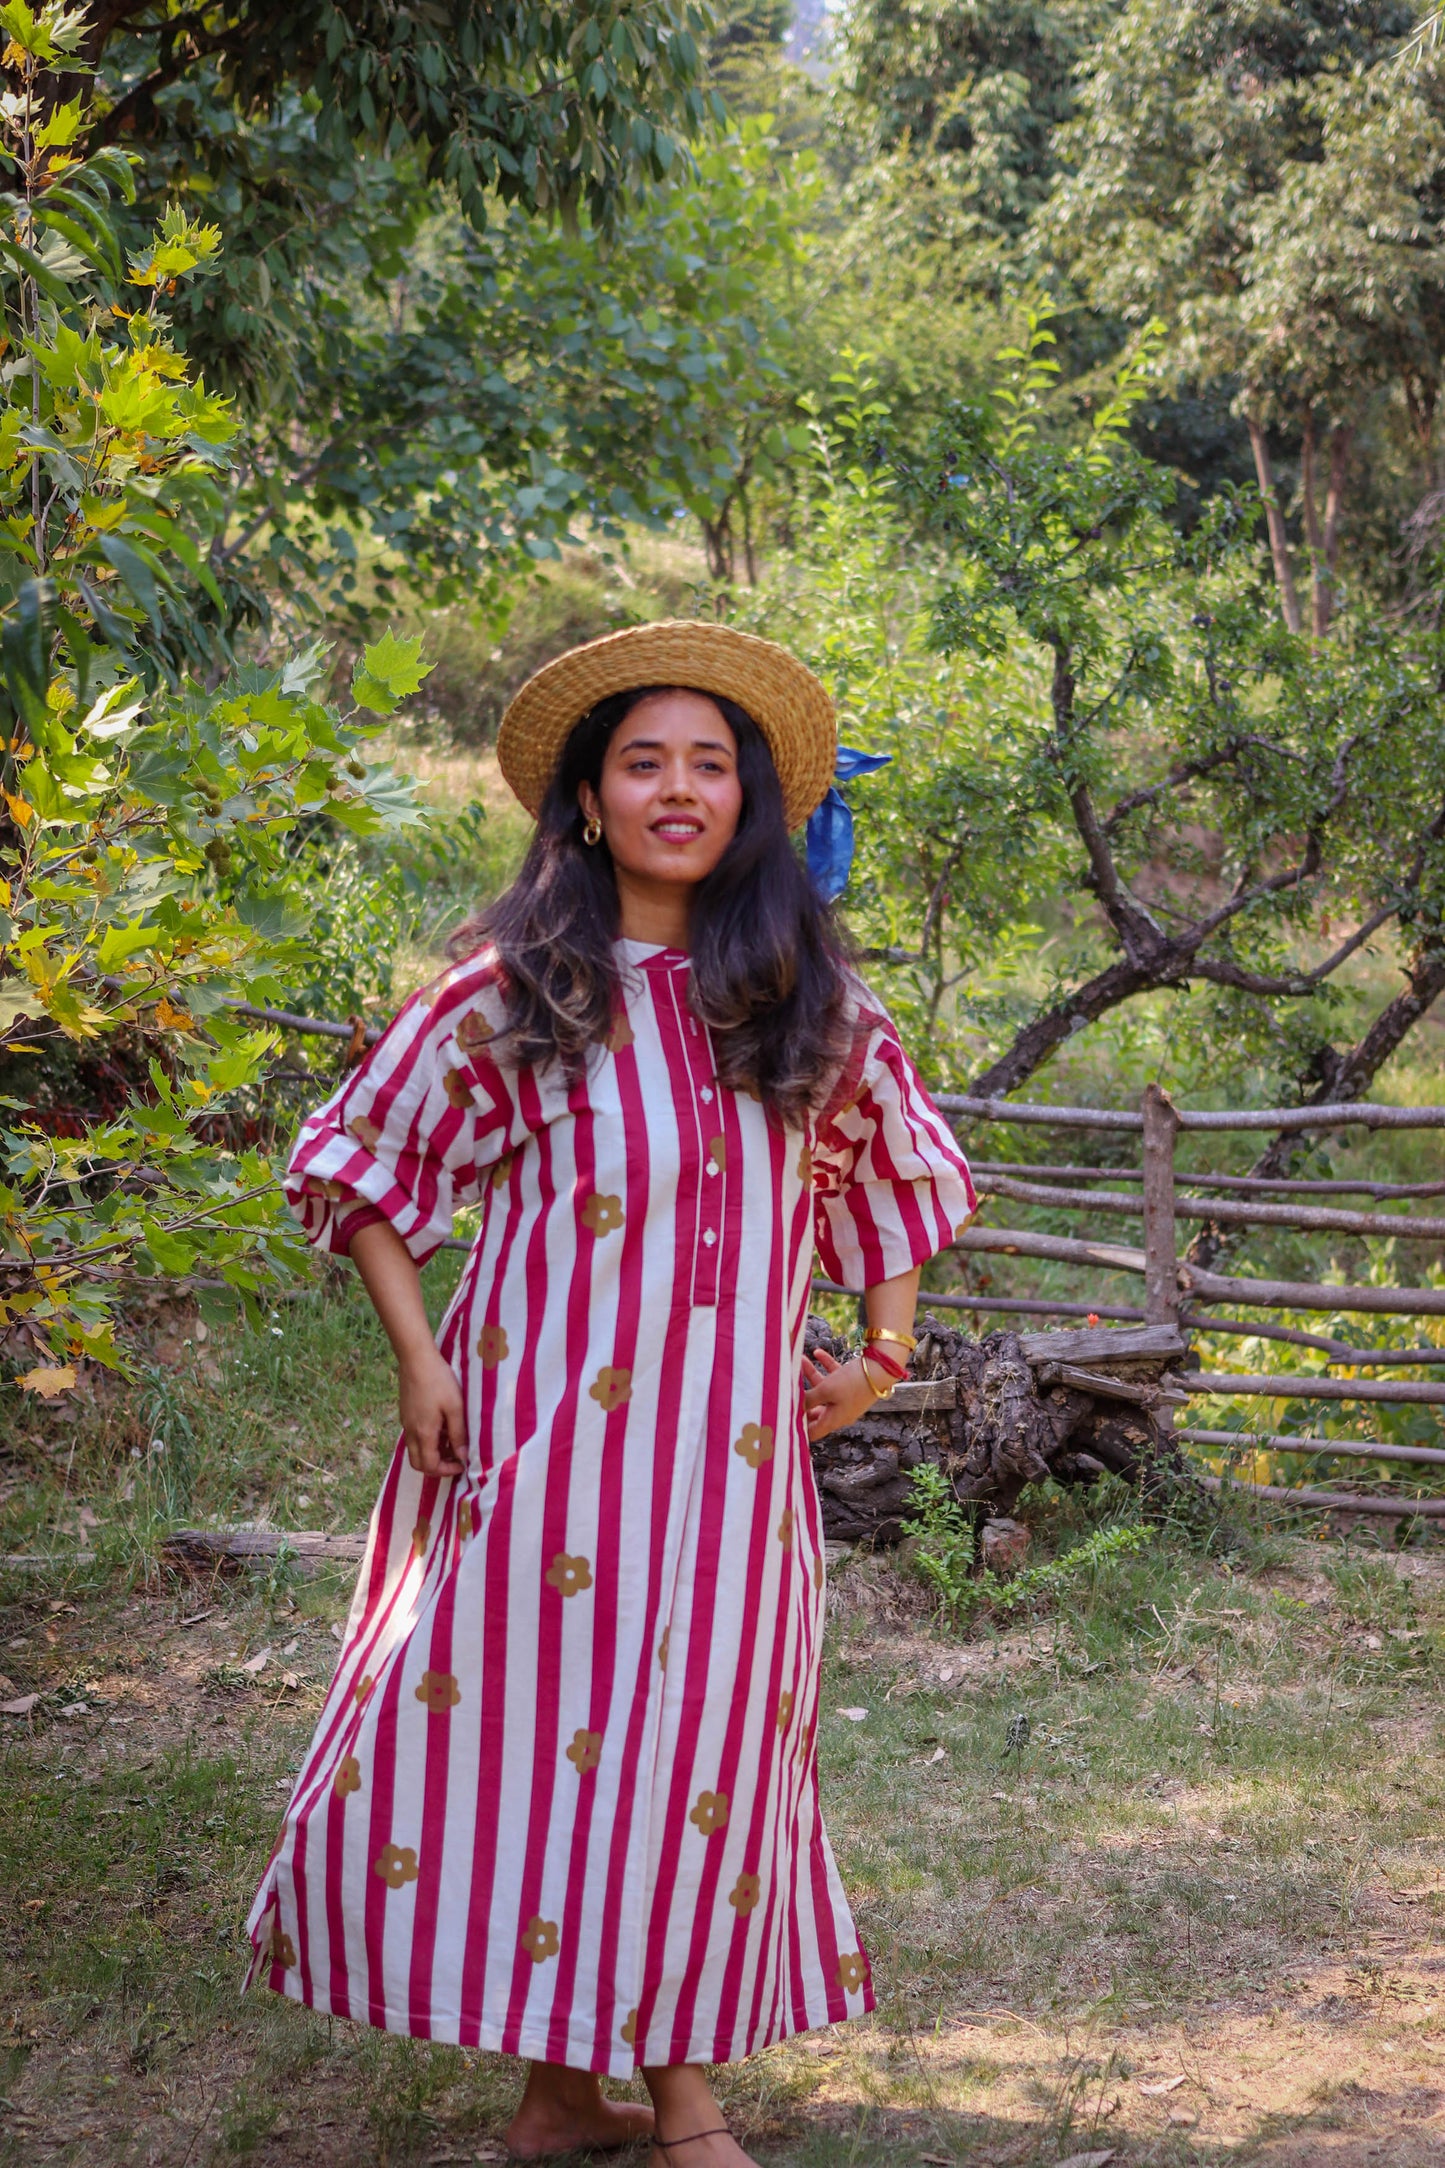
left=802, top=1347, right=883, bottom=1441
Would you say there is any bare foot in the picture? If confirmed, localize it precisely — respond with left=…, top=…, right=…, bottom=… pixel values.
left=505, top=2069, right=654, bottom=2159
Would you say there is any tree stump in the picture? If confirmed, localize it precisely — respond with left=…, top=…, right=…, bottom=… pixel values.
left=806, top=1312, right=1192, bottom=1546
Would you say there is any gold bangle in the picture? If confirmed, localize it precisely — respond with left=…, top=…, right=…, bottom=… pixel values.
left=864, top=1325, right=917, bottom=1353
left=859, top=1353, right=895, bottom=1401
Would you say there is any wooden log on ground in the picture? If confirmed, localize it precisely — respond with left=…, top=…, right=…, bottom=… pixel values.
left=164, top=1528, right=368, bottom=1567
left=805, top=1313, right=1188, bottom=1545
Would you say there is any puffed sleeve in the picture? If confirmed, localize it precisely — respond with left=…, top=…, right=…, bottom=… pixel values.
left=282, top=949, right=515, bottom=1264
left=811, top=995, right=977, bottom=1291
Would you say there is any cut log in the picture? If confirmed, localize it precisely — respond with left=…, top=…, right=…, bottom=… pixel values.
left=805, top=1313, right=1188, bottom=1545
left=164, top=1528, right=368, bottom=1567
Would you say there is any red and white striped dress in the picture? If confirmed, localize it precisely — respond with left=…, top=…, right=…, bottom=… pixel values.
left=248, top=937, right=974, bottom=2073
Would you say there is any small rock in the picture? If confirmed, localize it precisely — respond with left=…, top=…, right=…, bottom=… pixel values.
left=1, top=1694, right=39, bottom=1717
left=836, top=1706, right=868, bottom=1722
left=1138, top=2075, right=1186, bottom=2096
left=981, top=1517, right=1031, bottom=1574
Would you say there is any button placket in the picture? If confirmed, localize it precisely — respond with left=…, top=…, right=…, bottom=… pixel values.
left=689, top=1043, right=724, bottom=1307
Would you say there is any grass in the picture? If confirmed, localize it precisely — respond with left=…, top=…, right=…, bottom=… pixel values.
left=6, top=1275, right=1445, bottom=2163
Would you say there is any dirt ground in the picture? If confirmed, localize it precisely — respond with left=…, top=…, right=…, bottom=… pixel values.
left=4, top=1530, right=1445, bottom=2167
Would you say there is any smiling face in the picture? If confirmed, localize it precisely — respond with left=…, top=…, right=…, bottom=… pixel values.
left=578, top=689, right=743, bottom=896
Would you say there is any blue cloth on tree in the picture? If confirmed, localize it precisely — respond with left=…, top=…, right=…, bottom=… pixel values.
left=805, top=744, right=893, bottom=902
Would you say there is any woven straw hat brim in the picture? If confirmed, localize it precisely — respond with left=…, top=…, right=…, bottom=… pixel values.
left=496, top=620, right=836, bottom=833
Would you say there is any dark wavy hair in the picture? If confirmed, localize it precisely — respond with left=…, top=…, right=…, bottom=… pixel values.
left=450, top=687, right=855, bottom=1124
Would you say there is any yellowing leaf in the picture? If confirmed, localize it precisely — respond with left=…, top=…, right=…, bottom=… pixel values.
left=19, top=1364, right=77, bottom=1399
left=3, top=789, right=33, bottom=827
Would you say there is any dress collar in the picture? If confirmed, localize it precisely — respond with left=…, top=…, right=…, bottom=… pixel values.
left=616, top=937, right=690, bottom=972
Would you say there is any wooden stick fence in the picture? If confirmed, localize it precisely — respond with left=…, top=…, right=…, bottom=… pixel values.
left=907, top=1084, right=1445, bottom=1520
left=243, top=993, right=1445, bottom=1522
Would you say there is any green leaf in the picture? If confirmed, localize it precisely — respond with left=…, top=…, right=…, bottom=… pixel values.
left=98, top=534, right=165, bottom=631
left=2, top=577, right=51, bottom=726
left=355, top=628, right=430, bottom=701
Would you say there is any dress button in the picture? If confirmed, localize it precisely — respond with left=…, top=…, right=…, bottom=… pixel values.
left=702, top=1228, right=717, bottom=1248
left=700, top=1087, right=714, bottom=1104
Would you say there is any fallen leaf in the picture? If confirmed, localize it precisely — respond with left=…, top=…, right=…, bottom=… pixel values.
left=1, top=1694, right=39, bottom=1717
left=1138, top=2075, right=1186, bottom=2096
left=57, top=1701, right=89, bottom=1719
left=76, top=1505, right=99, bottom=1528
left=179, top=1609, right=216, bottom=1629
left=281, top=1637, right=300, bottom=1656
left=918, top=2155, right=954, bottom=2165
left=924, top=1746, right=947, bottom=1764
left=19, top=1365, right=77, bottom=1399
left=280, top=1670, right=300, bottom=1690
left=836, top=1706, right=868, bottom=1721
left=1056, top=2153, right=1115, bottom=2168
left=330, top=1622, right=343, bottom=1641
left=1168, top=2111, right=1197, bottom=2127
left=241, top=1647, right=271, bottom=1675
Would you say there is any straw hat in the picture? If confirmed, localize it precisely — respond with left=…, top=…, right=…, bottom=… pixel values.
left=496, top=620, right=836, bottom=834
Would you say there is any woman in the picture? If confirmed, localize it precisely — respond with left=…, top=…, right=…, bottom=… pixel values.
left=248, top=621, right=975, bottom=2164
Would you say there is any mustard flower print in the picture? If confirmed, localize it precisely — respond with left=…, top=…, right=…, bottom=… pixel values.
left=477, top=1322, right=509, bottom=1368
left=491, top=1150, right=513, bottom=1190
left=415, top=1670, right=461, bottom=1714
left=455, top=1007, right=494, bottom=1052
left=521, top=1916, right=559, bottom=1962
left=706, top=1134, right=726, bottom=1173
left=657, top=1627, right=670, bottom=1671
left=580, top=1192, right=624, bottom=1236
left=566, top=1728, right=603, bottom=1774
left=836, top=1951, right=870, bottom=1996
left=305, top=1176, right=346, bottom=1201
left=264, top=1919, right=296, bottom=1969
left=443, top=1067, right=473, bottom=1111
left=732, top=1422, right=774, bottom=1470
left=688, top=1790, right=729, bottom=1837
left=797, top=1143, right=813, bottom=1186
left=589, top=1365, right=632, bottom=1412
left=374, top=1843, right=419, bottom=1890
left=605, top=1012, right=635, bottom=1053
left=347, top=1113, right=381, bottom=1150
left=777, top=1507, right=795, bottom=1549
left=411, top=1519, right=430, bottom=1559
left=333, top=1754, right=361, bottom=1799
left=545, top=1553, right=593, bottom=1598
left=729, top=1872, right=761, bottom=1916
left=621, top=2008, right=639, bottom=2047
left=776, top=1690, right=794, bottom=1734
left=354, top=1674, right=375, bottom=1706
left=813, top=1552, right=825, bottom=1593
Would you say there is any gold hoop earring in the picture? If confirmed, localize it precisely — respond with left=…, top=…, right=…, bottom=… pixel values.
left=582, top=814, right=603, bottom=847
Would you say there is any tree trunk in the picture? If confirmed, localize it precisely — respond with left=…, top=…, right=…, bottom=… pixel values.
left=805, top=1314, right=1190, bottom=1545
left=1246, top=415, right=1303, bottom=634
